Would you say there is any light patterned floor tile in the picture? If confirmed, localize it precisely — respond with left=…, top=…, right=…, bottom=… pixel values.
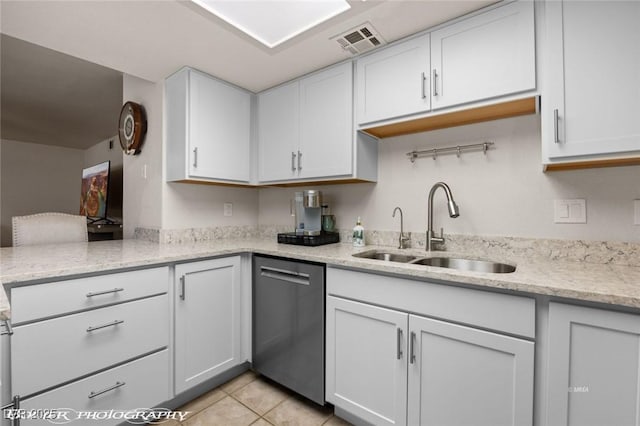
left=231, top=378, right=290, bottom=415
left=221, top=370, right=259, bottom=394
left=184, top=396, right=259, bottom=426
left=178, top=387, right=227, bottom=421
left=251, top=418, right=274, bottom=426
left=264, top=396, right=333, bottom=426
left=323, top=415, right=353, bottom=425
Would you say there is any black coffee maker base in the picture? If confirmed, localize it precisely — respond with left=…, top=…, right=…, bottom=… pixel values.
left=277, top=232, right=340, bottom=246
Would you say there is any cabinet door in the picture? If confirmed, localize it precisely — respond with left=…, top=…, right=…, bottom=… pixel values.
left=430, top=1, right=535, bottom=110
left=174, top=257, right=242, bottom=394
left=547, top=303, right=640, bottom=426
left=188, top=71, right=251, bottom=182
left=356, top=34, right=430, bottom=124
left=544, top=1, right=640, bottom=159
left=258, top=81, right=299, bottom=182
left=326, top=296, right=408, bottom=426
left=299, top=62, right=353, bottom=179
left=408, top=315, right=534, bottom=426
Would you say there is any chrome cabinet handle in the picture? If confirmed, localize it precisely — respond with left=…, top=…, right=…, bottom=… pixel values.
left=179, top=275, right=186, bottom=301
left=1, top=320, right=13, bottom=336
left=86, top=319, right=124, bottom=333
left=297, top=150, right=302, bottom=171
left=88, top=381, right=126, bottom=399
left=397, top=328, right=403, bottom=360
left=421, top=72, right=427, bottom=99
left=553, top=109, right=560, bottom=144
left=193, top=147, right=198, bottom=168
left=433, top=69, right=439, bottom=97
left=410, top=331, right=416, bottom=364
left=86, top=288, right=124, bottom=298
left=291, top=152, right=297, bottom=171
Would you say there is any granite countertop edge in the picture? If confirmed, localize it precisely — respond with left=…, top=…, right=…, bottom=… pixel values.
left=1, top=238, right=640, bottom=320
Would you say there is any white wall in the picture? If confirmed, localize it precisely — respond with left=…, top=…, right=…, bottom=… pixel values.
left=258, top=115, right=640, bottom=243
left=84, top=135, right=123, bottom=220
left=122, top=74, right=164, bottom=237
left=0, top=139, right=84, bottom=246
left=162, top=183, right=258, bottom=229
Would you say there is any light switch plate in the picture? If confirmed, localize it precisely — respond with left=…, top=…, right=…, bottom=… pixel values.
left=554, top=199, right=586, bottom=224
left=634, top=200, right=640, bottom=225
left=224, top=203, right=233, bottom=217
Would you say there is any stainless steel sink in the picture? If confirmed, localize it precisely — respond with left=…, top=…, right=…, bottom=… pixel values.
left=410, top=257, right=516, bottom=273
left=353, top=250, right=418, bottom=263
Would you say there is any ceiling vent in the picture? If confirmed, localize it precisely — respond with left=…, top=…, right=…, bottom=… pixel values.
left=331, top=22, right=386, bottom=55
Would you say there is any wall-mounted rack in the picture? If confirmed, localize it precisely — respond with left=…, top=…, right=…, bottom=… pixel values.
left=407, top=141, right=494, bottom=163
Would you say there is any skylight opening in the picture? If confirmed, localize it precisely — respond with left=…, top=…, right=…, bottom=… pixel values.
left=191, top=0, right=352, bottom=48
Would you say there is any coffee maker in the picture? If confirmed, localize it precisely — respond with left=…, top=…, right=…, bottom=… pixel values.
left=277, top=190, right=340, bottom=246
left=294, top=190, right=322, bottom=235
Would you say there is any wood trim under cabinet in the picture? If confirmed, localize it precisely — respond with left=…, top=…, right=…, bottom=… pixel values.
left=173, top=178, right=375, bottom=188
left=544, top=157, right=640, bottom=171
left=361, top=97, right=538, bottom=139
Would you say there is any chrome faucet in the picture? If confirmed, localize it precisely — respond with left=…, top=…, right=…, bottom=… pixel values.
left=426, top=182, right=459, bottom=251
left=392, top=207, right=410, bottom=249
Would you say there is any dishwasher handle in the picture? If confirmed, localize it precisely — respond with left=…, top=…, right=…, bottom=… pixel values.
left=260, top=266, right=310, bottom=286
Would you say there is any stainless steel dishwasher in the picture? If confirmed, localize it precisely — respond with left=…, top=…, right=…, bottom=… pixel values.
left=252, top=255, right=325, bottom=405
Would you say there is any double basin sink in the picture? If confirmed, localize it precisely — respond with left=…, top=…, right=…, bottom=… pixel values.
left=353, top=250, right=516, bottom=274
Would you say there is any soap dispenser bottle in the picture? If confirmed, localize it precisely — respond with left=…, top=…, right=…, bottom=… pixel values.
left=352, top=217, right=365, bottom=247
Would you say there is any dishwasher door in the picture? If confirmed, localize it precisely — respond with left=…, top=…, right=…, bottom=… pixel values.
left=252, top=255, right=325, bottom=405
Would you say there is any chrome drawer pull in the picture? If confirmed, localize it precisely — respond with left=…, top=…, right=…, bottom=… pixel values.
left=88, top=381, right=126, bottom=399
left=86, top=288, right=124, bottom=298
left=396, top=328, right=403, bottom=360
left=553, top=109, right=560, bottom=144
left=86, top=319, right=124, bottom=333
left=421, top=72, right=427, bottom=99
left=433, top=69, right=439, bottom=96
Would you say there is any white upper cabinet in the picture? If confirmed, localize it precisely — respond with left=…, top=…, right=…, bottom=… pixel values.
left=258, top=62, right=376, bottom=184
left=166, top=67, right=252, bottom=184
left=430, top=0, right=535, bottom=110
left=258, top=81, right=299, bottom=182
left=356, top=34, right=430, bottom=125
left=299, top=62, right=353, bottom=179
left=543, top=1, right=640, bottom=164
left=356, top=1, right=536, bottom=129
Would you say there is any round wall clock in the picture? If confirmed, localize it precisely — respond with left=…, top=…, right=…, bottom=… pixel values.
left=118, top=101, right=147, bottom=155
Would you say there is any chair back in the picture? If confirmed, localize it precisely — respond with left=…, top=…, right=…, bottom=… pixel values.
left=12, top=213, right=88, bottom=246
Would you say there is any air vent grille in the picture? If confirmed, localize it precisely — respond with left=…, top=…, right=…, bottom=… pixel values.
left=331, top=22, right=386, bottom=56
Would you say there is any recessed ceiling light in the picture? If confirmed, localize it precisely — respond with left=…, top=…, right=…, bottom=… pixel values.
left=191, top=0, right=351, bottom=48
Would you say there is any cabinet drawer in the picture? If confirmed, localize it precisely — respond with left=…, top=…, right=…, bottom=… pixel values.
left=11, top=266, right=169, bottom=323
left=12, top=295, right=168, bottom=397
left=19, top=350, right=170, bottom=426
left=327, top=267, right=535, bottom=338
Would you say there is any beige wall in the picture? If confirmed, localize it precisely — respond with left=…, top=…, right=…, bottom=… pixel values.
left=258, top=115, right=640, bottom=243
left=0, top=139, right=84, bottom=247
left=122, top=74, right=163, bottom=237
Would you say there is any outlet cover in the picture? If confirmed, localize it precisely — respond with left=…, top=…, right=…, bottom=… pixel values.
left=224, top=203, right=233, bottom=217
left=554, top=199, right=586, bottom=224
left=634, top=200, right=640, bottom=225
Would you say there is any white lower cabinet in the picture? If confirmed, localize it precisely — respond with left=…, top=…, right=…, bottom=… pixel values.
left=326, top=296, right=408, bottom=426
left=12, top=295, right=168, bottom=397
left=326, top=264, right=537, bottom=426
left=407, top=315, right=534, bottom=426
left=19, top=350, right=169, bottom=425
left=547, top=303, right=640, bottom=426
left=174, top=256, right=243, bottom=394
left=327, top=295, right=534, bottom=426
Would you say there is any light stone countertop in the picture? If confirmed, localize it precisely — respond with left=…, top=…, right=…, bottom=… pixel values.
left=1, top=238, right=640, bottom=320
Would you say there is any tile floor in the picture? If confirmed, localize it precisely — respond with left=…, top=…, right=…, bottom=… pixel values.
left=166, top=370, right=352, bottom=426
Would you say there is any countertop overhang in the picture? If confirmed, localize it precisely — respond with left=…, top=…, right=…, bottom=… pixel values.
left=1, top=238, right=640, bottom=319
